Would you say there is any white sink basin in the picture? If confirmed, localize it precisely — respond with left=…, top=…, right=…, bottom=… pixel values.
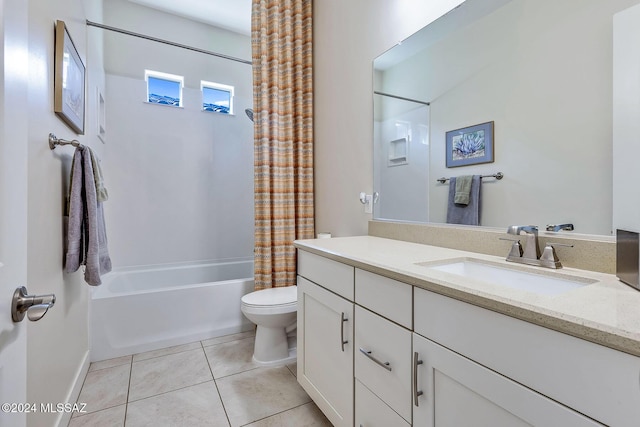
left=417, top=258, right=596, bottom=296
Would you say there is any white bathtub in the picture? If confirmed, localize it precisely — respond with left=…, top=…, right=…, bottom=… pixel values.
left=90, top=260, right=255, bottom=361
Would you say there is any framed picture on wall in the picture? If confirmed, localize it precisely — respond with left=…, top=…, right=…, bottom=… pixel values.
left=54, top=20, right=85, bottom=135
left=445, top=121, right=494, bottom=167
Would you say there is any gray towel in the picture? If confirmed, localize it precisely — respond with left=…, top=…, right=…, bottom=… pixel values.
left=446, top=175, right=481, bottom=226
left=64, top=146, right=112, bottom=285
left=454, top=175, right=473, bottom=205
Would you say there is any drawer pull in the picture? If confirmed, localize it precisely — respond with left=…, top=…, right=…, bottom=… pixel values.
left=414, top=351, right=424, bottom=406
left=341, top=312, right=348, bottom=352
left=359, top=348, right=392, bottom=371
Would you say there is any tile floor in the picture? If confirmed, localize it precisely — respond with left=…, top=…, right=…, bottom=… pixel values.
left=68, top=331, right=332, bottom=427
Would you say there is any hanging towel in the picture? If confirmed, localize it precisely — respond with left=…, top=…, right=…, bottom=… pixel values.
left=454, top=175, right=473, bottom=205
left=64, top=146, right=112, bottom=285
left=89, top=148, right=109, bottom=202
left=446, top=175, right=481, bottom=226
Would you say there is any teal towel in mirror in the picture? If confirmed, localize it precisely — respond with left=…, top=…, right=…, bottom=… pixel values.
left=454, top=175, right=473, bottom=205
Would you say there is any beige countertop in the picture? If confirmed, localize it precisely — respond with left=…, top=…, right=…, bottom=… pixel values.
left=294, top=236, right=640, bottom=358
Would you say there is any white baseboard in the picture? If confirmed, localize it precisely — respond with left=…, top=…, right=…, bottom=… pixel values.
left=55, top=349, right=90, bottom=427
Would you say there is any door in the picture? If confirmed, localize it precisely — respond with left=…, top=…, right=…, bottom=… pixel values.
left=0, top=1, right=29, bottom=426
left=297, top=276, right=354, bottom=427
left=412, top=334, right=603, bottom=427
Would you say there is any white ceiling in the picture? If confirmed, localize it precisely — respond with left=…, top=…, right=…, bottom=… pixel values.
left=127, top=0, right=252, bottom=35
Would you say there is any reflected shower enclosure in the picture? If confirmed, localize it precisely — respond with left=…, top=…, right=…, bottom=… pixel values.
left=373, top=92, right=430, bottom=223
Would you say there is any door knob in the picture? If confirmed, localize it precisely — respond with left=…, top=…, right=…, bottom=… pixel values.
left=11, top=286, right=56, bottom=322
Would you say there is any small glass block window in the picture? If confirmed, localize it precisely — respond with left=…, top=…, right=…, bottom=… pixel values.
left=145, top=70, right=184, bottom=107
left=201, top=81, right=234, bottom=115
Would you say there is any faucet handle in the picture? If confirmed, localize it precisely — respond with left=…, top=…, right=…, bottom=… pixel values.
left=540, top=242, right=574, bottom=269
left=499, top=237, right=523, bottom=258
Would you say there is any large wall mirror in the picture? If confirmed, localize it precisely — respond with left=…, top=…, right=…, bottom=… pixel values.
left=373, top=0, right=640, bottom=236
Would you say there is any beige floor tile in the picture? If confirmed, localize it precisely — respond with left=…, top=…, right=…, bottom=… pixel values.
left=67, top=404, right=126, bottom=427
left=201, top=330, right=255, bottom=347
left=133, top=341, right=202, bottom=362
left=75, top=364, right=130, bottom=415
left=89, top=355, right=132, bottom=372
left=128, top=348, right=213, bottom=401
left=244, top=402, right=332, bottom=427
left=126, top=381, right=229, bottom=427
left=216, top=366, right=311, bottom=427
left=204, top=337, right=259, bottom=378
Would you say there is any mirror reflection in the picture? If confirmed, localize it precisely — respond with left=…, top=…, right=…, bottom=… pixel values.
left=373, top=0, right=640, bottom=235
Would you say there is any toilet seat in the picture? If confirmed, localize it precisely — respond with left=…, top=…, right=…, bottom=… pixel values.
left=241, top=286, right=297, bottom=315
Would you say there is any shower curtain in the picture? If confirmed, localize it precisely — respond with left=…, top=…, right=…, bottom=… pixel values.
left=251, top=0, right=314, bottom=290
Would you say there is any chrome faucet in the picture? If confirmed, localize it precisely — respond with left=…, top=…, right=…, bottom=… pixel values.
left=502, top=225, right=573, bottom=269
left=546, top=223, right=574, bottom=232
left=507, top=225, right=541, bottom=262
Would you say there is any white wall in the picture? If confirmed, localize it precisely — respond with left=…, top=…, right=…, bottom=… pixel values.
left=313, top=0, right=463, bottom=237
left=26, top=0, right=104, bottom=425
left=102, top=0, right=254, bottom=267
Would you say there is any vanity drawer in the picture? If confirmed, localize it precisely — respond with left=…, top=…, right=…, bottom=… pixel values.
left=355, top=269, right=412, bottom=329
left=297, top=250, right=354, bottom=300
left=355, top=305, right=412, bottom=423
left=355, top=379, right=410, bottom=427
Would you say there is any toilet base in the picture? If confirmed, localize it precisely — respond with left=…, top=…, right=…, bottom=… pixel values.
left=252, top=348, right=297, bottom=367
left=252, top=324, right=297, bottom=366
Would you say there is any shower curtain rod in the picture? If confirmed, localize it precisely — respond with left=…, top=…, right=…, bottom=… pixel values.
left=374, top=91, right=430, bottom=106
left=86, top=20, right=253, bottom=66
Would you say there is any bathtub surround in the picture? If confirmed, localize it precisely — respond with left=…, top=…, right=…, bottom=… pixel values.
left=64, top=146, right=112, bottom=286
left=252, top=0, right=315, bottom=290
left=102, top=0, right=254, bottom=268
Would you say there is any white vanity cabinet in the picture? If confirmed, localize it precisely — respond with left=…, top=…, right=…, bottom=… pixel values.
left=296, top=246, right=640, bottom=427
left=297, top=251, right=354, bottom=427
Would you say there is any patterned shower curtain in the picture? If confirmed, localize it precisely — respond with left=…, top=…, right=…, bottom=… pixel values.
left=251, top=0, right=314, bottom=290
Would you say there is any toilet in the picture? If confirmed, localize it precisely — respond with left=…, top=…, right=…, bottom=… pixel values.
left=240, top=285, right=297, bottom=366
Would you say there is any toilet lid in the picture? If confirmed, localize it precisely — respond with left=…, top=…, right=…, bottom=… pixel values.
left=241, top=285, right=297, bottom=307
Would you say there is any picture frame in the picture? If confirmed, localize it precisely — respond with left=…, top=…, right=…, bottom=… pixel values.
left=445, top=121, right=494, bottom=168
left=54, top=20, right=85, bottom=135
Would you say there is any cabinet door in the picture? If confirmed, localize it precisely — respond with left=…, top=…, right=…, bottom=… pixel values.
left=412, top=334, right=603, bottom=427
left=297, top=276, right=354, bottom=427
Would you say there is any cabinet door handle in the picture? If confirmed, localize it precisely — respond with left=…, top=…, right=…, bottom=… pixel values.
left=414, top=351, right=424, bottom=406
left=359, top=348, right=392, bottom=371
left=341, top=312, right=348, bottom=352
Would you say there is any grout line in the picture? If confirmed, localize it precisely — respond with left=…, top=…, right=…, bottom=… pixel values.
left=202, top=340, right=233, bottom=427
left=123, top=356, right=133, bottom=425
left=126, top=378, right=214, bottom=404
left=132, top=342, right=204, bottom=363
left=238, top=401, right=313, bottom=427
left=87, top=358, right=133, bottom=373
